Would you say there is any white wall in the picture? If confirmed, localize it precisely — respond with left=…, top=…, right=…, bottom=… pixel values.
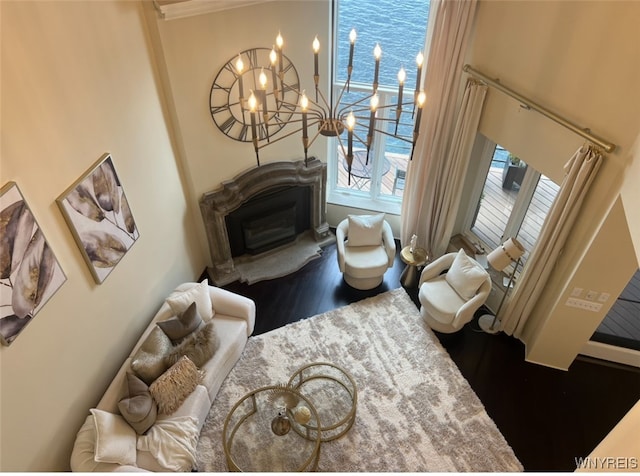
left=621, top=132, right=640, bottom=263
left=0, top=1, right=205, bottom=470
left=465, top=0, right=640, bottom=368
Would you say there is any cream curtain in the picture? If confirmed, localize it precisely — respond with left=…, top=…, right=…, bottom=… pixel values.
left=400, top=0, right=478, bottom=255
left=499, top=145, right=604, bottom=338
left=426, top=79, right=487, bottom=257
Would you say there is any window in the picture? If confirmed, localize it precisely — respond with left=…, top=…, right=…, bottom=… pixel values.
left=327, top=0, right=432, bottom=214
left=463, top=135, right=560, bottom=268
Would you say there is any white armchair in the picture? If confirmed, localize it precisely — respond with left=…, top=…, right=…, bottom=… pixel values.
left=418, top=249, right=491, bottom=333
left=336, top=214, right=396, bottom=290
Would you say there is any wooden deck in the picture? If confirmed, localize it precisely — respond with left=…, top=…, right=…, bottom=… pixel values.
left=472, top=166, right=559, bottom=264
left=336, top=149, right=408, bottom=197
left=593, top=269, right=640, bottom=349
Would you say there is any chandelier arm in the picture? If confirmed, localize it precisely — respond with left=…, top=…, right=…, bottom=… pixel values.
left=335, top=131, right=348, bottom=161
left=269, top=78, right=319, bottom=118
left=350, top=129, right=369, bottom=147
left=333, top=80, right=361, bottom=114
left=254, top=118, right=323, bottom=149
left=304, top=124, right=324, bottom=150
left=314, top=87, right=334, bottom=115
left=373, top=115, right=416, bottom=125
left=371, top=127, right=414, bottom=144
left=268, top=104, right=324, bottom=121
left=275, top=81, right=328, bottom=120
left=337, top=95, right=374, bottom=118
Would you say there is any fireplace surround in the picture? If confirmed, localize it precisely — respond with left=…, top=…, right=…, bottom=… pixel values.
left=200, top=158, right=332, bottom=285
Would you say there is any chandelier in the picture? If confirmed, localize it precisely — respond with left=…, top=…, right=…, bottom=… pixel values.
left=211, top=5, right=426, bottom=183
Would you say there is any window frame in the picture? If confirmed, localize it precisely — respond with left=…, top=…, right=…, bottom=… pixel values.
left=326, top=0, right=432, bottom=215
left=326, top=83, right=406, bottom=215
left=461, top=134, right=549, bottom=261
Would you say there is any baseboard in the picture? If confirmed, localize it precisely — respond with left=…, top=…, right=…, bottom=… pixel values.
left=580, top=340, right=640, bottom=369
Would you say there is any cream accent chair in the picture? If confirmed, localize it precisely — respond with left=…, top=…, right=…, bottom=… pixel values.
left=336, top=214, right=396, bottom=290
left=418, top=249, right=491, bottom=333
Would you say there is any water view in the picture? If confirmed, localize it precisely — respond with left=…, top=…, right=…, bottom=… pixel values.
left=335, top=0, right=431, bottom=156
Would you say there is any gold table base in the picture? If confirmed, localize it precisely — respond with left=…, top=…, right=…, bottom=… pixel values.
left=222, top=362, right=358, bottom=472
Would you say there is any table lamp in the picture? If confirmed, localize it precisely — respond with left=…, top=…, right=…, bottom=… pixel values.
left=478, top=237, right=526, bottom=334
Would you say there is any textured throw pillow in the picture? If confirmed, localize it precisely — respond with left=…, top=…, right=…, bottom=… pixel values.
left=157, top=302, right=203, bottom=343
left=118, top=373, right=158, bottom=435
left=445, top=248, right=488, bottom=300
left=89, top=408, right=137, bottom=465
left=149, top=356, right=202, bottom=415
left=166, top=279, right=214, bottom=322
left=130, top=326, right=173, bottom=385
left=164, top=320, right=219, bottom=368
left=347, top=213, right=385, bottom=247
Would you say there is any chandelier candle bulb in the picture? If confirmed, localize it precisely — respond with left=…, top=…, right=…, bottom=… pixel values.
left=259, top=67, right=268, bottom=109
left=269, top=47, right=279, bottom=103
left=258, top=69, right=270, bottom=139
left=348, top=29, right=356, bottom=71
left=235, top=55, right=245, bottom=108
left=373, top=43, right=381, bottom=92
left=414, top=91, right=426, bottom=135
left=346, top=110, right=355, bottom=184
left=301, top=93, right=309, bottom=142
left=248, top=91, right=259, bottom=164
left=313, top=36, right=320, bottom=82
left=367, top=94, right=378, bottom=163
left=397, top=67, right=406, bottom=109
left=346, top=111, right=355, bottom=158
left=395, top=67, right=406, bottom=134
left=276, top=32, right=284, bottom=78
left=414, top=52, right=424, bottom=99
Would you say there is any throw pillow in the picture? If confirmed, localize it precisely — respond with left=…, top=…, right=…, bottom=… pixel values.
left=347, top=213, right=385, bottom=247
left=130, top=326, right=173, bottom=385
left=164, top=320, right=219, bottom=368
left=445, top=248, right=489, bottom=300
left=157, top=302, right=203, bottom=343
left=89, top=408, right=137, bottom=466
left=166, top=279, right=214, bottom=322
left=149, top=356, right=202, bottom=415
left=118, top=373, right=158, bottom=435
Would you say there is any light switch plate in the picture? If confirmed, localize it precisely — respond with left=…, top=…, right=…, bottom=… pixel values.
left=566, top=297, right=602, bottom=312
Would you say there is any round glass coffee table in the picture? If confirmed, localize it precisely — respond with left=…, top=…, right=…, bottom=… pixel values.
left=288, top=362, right=357, bottom=442
left=222, top=385, right=321, bottom=472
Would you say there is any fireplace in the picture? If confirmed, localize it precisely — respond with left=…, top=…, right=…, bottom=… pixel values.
left=200, top=158, right=332, bottom=285
left=225, top=185, right=310, bottom=256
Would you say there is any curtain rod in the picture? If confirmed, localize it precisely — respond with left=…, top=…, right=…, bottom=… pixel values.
left=462, top=64, right=616, bottom=153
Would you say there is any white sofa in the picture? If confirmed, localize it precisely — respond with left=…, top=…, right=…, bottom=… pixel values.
left=70, top=281, right=255, bottom=472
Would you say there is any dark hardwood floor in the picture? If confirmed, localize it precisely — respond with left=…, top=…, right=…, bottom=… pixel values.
left=209, top=240, right=640, bottom=472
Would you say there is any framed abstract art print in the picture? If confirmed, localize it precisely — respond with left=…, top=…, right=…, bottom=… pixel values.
left=57, top=153, right=139, bottom=284
left=0, top=181, right=67, bottom=346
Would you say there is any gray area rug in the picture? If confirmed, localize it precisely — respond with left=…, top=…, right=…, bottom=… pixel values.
left=196, top=288, right=523, bottom=472
left=233, top=232, right=322, bottom=285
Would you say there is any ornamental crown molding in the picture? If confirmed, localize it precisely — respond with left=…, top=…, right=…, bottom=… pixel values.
left=154, top=0, right=276, bottom=20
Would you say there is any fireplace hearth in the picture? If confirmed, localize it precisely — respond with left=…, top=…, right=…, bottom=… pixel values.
left=200, top=158, right=333, bottom=285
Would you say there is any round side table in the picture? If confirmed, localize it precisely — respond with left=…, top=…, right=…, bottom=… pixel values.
left=222, top=385, right=321, bottom=472
left=287, top=362, right=357, bottom=442
left=400, top=246, right=428, bottom=288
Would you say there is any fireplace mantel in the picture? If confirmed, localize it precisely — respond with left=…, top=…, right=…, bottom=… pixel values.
left=200, top=158, right=331, bottom=285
